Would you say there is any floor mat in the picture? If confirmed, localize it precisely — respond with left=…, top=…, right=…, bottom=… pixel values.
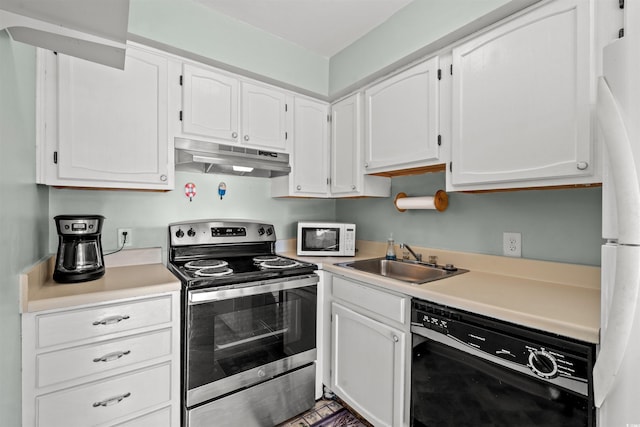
left=278, top=399, right=369, bottom=427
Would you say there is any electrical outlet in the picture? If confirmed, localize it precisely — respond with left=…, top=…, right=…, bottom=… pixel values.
left=117, top=228, right=133, bottom=248
left=503, top=232, right=521, bottom=257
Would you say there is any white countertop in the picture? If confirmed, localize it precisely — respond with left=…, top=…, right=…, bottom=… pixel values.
left=280, top=240, right=600, bottom=344
left=20, top=248, right=181, bottom=313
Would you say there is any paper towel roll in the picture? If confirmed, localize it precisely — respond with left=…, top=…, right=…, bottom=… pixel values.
left=394, top=190, right=448, bottom=212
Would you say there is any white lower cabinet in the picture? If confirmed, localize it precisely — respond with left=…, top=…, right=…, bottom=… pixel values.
left=22, top=293, right=180, bottom=427
left=329, top=275, right=409, bottom=427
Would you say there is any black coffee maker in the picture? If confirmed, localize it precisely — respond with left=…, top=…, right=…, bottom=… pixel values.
left=53, top=215, right=105, bottom=283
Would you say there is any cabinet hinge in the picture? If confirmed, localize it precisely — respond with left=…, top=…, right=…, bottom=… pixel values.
left=179, top=111, right=183, bottom=121
left=620, top=0, right=624, bottom=9
left=327, top=177, right=331, bottom=185
left=179, top=75, right=183, bottom=86
left=437, top=135, right=442, bottom=146
left=327, top=114, right=332, bottom=123
left=53, top=151, right=58, bottom=164
left=619, top=28, right=625, bottom=38
left=450, top=64, right=453, bottom=75
left=449, top=161, right=453, bottom=172
left=437, top=69, right=442, bottom=80
left=285, top=104, right=288, bottom=112
left=285, top=131, right=288, bottom=140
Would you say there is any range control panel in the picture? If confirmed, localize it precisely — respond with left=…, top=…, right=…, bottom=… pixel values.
left=169, top=220, right=276, bottom=246
left=411, top=301, right=593, bottom=386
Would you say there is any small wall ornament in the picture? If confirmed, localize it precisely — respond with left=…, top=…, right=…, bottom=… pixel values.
left=185, top=182, right=196, bottom=202
left=218, top=182, right=227, bottom=200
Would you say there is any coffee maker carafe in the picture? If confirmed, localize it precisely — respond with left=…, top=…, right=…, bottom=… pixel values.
left=53, top=215, right=105, bottom=283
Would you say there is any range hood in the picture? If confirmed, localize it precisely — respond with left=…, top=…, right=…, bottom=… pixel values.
left=175, top=138, right=291, bottom=178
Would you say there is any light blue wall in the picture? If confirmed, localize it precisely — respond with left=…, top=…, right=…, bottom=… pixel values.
left=329, top=0, right=512, bottom=96
left=48, top=173, right=336, bottom=258
left=0, top=33, right=49, bottom=426
left=128, top=0, right=329, bottom=96
left=336, top=174, right=602, bottom=266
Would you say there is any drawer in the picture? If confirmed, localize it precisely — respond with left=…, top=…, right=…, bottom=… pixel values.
left=114, top=406, right=172, bottom=427
left=332, top=275, right=407, bottom=324
left=37, top=329, right=172, bottom=388
left=36, top=296, right=172, bottom=348
left=36, top=362, right=171, bottom=427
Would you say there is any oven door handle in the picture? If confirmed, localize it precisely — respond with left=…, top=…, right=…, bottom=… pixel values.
left=188, top=274, right=319, bottom=304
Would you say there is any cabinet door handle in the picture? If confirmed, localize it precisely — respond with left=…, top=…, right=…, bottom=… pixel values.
left=393, top=335, right=399, bottom=342
left=296, top=185, right=302, bottom=190
left=92, top=315, right=130, bottom=326
left=93, top=350, right=131, bottom=363
left=160, top=174, right=168, bottom=182
left=577, top=161, right=589, bottom=170
left=244, top=135, right=250, bottom=141
left=232, top=132, right=238, bottom=139
left=92, top=392, right=131, bottom=408
left=351, top=185, right=357, bottom=190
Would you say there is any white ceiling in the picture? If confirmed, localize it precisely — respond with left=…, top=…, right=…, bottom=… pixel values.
left=194, top=0, right=414, bottom=58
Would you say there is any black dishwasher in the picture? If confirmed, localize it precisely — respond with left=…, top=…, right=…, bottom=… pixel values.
left=410, top=299, right=595, bottom=427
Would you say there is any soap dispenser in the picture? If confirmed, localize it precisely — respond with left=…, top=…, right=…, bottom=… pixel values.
left=386, top=234, right=397, bottom=260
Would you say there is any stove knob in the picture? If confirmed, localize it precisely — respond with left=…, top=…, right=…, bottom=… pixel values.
left=266, top=227, right=273, bottom=236
left=528, top=350, right=558, bottom=379
left=175, top=229, right=184, bottom=238
left=258, top=227, right=265, bottom=236
left=187, top=228, right=196, bottom=237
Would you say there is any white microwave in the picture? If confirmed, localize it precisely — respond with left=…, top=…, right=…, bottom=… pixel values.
left=297, top=222, right=356, bottom=256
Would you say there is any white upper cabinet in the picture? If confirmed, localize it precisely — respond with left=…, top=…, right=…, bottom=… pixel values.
left=331, top=94, right=390, bottom=197
left=271, top=94, right=390, bottom=198
left=448, top=0, right=597, bottom=191
left=364, top=57, right=441, bottom=174
left=178, top=63, right=289, bottom=153
left=37, top=44, right=173, bottom=190
left=241, top=82, right=289, bottom=151
left=181, top=63, right=239, bottom=144
left=290, top=97, right=330, bottom=197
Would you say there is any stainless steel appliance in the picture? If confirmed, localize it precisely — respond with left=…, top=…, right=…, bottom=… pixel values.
left=53, top=214, right=105, bottom=283
left=167, top=219, right=319, bottom=427
left=411, top=299, right=595, bottom=427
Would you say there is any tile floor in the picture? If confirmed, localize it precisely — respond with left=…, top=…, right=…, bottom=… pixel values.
left=278, top=398, right=372, bottom=427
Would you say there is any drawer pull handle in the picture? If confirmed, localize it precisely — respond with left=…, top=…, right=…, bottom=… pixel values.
left=92, top=392, right=131, bottom=408
left=92, top=315, right=130, bottom=326
left=93, top=350, right=131, bottom=363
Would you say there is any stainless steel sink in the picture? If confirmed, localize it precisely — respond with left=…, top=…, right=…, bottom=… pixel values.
left=336, top=257, right=468, bottom=284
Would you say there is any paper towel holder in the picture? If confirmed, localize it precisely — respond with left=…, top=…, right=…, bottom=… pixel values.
left=394, top=190, right=449, bottom=212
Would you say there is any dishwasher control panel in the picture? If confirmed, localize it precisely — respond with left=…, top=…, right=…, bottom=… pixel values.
left=411, top=300, right=594, bottom=386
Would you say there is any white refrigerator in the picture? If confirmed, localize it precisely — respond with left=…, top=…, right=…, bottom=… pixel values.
left=595, top=0, right=640, bottom=426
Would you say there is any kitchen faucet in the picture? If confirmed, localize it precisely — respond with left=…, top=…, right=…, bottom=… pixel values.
left=399, top=243, right=422, bottom=262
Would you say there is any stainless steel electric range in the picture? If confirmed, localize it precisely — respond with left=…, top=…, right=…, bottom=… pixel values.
left=167, top=219, right=319, bottom=427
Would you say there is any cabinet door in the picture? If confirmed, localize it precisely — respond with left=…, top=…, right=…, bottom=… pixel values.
left=364, top=57, right=440, bottom=173
left=181, top=63, right=239, bottom=143
left=241, top=82, right=288, bottom=151
left=57, top=46, right=170, bottom=188
left=331, top=302, right=405, bottom=427
left=450, top=0, right=592, bottom=188
left=331, top=94, right=361, bottom=195
left=291, top=97, right=329, bottom=196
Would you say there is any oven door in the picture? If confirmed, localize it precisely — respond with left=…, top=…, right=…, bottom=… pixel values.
left=411, top=333, right=593, bottom=427
left=185, top=274, right=318, bottom=408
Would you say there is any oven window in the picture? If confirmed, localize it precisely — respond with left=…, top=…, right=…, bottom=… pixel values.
left=187, top=285, right=317, bottom=390
left=301, top=228, right=340, bottom=252
left=412, top=339, right=592, bottom=427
